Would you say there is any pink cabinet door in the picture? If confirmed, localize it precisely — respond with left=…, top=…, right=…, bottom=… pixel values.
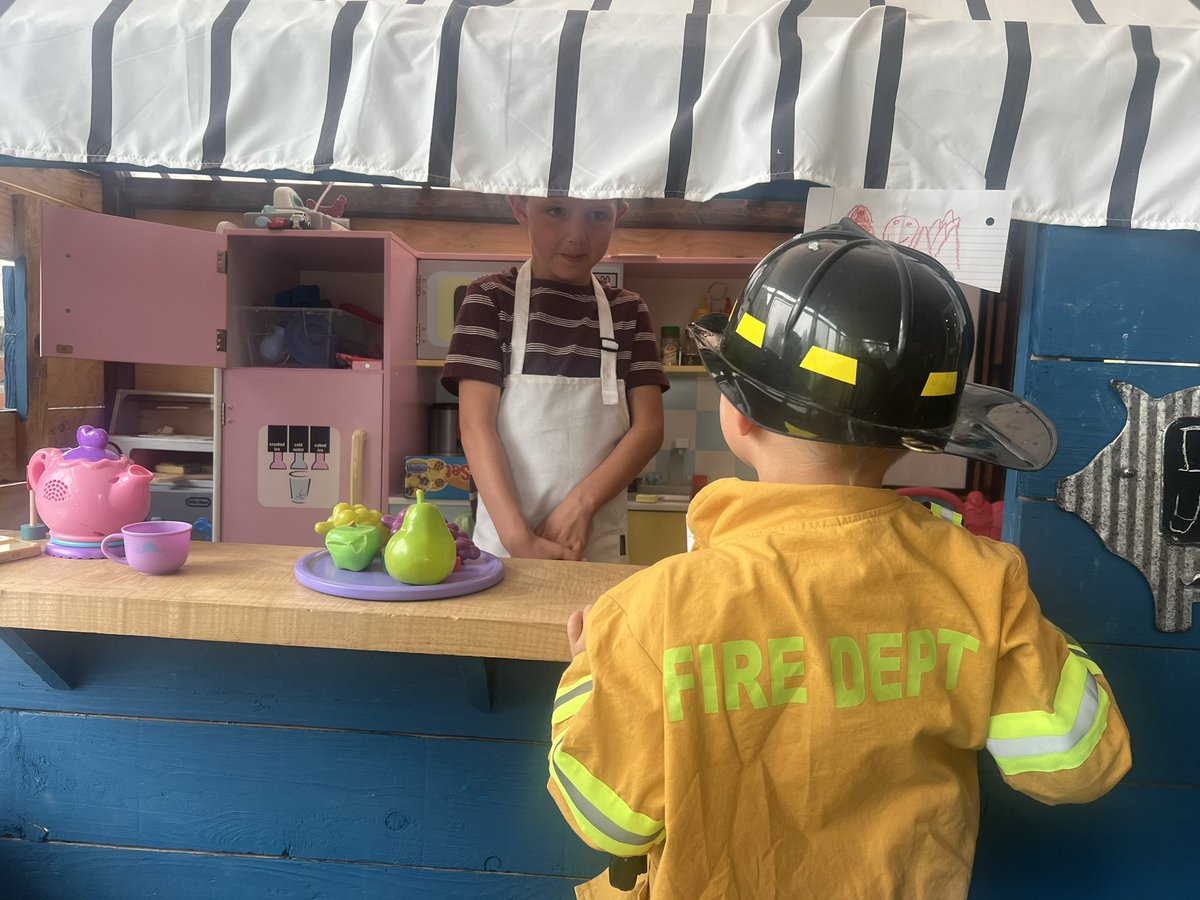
left=220, top=368, right=384, bottom=548
left=41, top=206, right=227, bottom=367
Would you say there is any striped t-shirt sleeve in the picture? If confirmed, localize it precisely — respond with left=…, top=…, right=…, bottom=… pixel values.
left=442, top=274, right=509, bottom=390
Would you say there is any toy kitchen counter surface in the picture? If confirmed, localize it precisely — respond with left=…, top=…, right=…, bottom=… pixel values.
left=0, top=541, right=638, bottom=663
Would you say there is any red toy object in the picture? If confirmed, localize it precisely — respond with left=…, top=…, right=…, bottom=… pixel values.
left=893, top=487, right=1003, bottom=540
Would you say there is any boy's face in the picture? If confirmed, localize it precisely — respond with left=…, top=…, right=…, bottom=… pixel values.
left=509, top=196, right=628, bottom=286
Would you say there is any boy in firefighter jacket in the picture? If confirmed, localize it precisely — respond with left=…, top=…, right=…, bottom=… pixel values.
left=546, top=219, right=1132, bottom=899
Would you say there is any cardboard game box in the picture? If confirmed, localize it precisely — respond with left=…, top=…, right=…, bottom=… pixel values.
left=403, top=455, right=471, bottom=500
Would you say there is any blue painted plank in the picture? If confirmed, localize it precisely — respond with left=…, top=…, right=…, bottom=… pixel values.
left=1011, top=359, right=1200, bottom=500
left=1093, top=646, right=1200, bottom=786
left=1012, top=498, right=1200, bottom=649
left=1029, top=224, right=1200, bottom=362
left=0, top=710, right=603, bottom=878
left=0, top=633, right=564, bottom=741
left=0, top=840, right=583, bottom=899
left=971, top=778, right=1200, bottom=898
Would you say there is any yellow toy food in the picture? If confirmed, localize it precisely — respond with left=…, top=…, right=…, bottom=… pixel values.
left=314, top=502, right=389, bottom=545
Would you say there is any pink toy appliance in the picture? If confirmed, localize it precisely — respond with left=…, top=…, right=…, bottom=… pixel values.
left=26, top=426, right=154, bottom=559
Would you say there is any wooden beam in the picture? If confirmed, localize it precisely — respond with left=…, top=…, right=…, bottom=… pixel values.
left=13, top=194, right=44, bottom=462
left=118, top=176, right=806, bottom=232
left=0, top=168, right=102, bottom=258
left=0, top=411, right=19, bottom=482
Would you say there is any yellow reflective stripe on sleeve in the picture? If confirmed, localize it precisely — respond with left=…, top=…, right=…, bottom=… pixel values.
left=800, top=346, right=857, bottom=385
left=921, top=371, right=958, bottom=397
left=986, top=654, right=1109, bottom=775
left=548, top=735, right=664, bottom=856
left=928, top=503, right=964, bottom=527
left=734, top=313, right=766, bottom=348
left=1066, top=642, right=1102, bottom=676
left=551, top=676, right=594, bottom=725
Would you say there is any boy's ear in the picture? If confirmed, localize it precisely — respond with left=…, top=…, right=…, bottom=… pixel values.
left=614, top=200, right=630, bottom=225
left=507, top=195, right=529, bottom=226
left=732, top=406, right=756, bottom=437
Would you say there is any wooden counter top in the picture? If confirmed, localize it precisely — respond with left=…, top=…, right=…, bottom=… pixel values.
left=0, top=542, right=639, bottom=662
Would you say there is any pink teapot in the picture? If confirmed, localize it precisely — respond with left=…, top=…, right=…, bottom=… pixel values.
left=27, top=426, right=153, bottom=558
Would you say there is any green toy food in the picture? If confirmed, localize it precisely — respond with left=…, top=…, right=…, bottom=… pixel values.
left=383, top=490, right=457, bottom=585
left=324, top=523, right=382, bottom=572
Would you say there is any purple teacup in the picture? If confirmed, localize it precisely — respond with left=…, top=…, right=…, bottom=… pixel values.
left=100, top=521, right=193, bottom=575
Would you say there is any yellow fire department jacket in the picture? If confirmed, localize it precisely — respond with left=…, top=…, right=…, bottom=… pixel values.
left=547, top=480, right=1131, bottom=899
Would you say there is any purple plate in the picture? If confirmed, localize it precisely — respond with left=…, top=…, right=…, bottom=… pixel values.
left=294, top=549, right=505, bottom=601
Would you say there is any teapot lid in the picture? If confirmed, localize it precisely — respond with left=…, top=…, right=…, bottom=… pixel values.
left=62, top=425, right=120, bottom=461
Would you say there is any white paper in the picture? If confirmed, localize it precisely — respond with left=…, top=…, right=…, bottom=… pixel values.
left=804, top=188, right=1013, bottom=293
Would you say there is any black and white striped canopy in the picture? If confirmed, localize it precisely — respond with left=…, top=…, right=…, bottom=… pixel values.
left=2, top=1, right=1199, bottom=229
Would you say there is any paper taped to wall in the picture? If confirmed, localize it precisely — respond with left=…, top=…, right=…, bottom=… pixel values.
left=805, top=188, right=1013, bottom=292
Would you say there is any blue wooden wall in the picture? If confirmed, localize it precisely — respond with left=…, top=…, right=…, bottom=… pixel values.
left=990, top=223, right=1200, bottom=897
left=0, top=633, right=603, bottom=897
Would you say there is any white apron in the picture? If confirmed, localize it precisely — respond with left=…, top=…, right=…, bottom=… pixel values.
left=473, top=261, right=630, bottom=563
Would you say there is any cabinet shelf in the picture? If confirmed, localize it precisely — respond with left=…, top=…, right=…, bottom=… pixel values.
left=107, top=434, right=215, bottom=455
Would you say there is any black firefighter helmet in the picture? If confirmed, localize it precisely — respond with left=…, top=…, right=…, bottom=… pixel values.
left=689, top=218, right=1057, bottom=471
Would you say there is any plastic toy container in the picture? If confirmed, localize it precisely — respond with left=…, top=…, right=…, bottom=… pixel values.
left=235, top=307, right=383, bottom=368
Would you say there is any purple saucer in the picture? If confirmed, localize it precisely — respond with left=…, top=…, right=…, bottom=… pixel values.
left=45, top=538, right=105, bottom=559
left=294, top=550, right=505, bottom=601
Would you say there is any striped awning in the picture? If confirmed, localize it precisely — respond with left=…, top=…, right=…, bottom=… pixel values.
left=2, top=1, right=1199, bottom=230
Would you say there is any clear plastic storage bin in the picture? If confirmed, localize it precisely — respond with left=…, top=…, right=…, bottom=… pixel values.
left=236, top=307, right=383, bottom=368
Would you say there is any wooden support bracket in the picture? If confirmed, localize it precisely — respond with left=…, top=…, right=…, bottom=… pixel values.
left=459, top=657, right=496, bottom=712
left=0, top=627, right=73, bottom=690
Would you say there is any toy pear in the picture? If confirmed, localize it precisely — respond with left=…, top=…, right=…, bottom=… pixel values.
left=383, top=490, right=457, bottom=585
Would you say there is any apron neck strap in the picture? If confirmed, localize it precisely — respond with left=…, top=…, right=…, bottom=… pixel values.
left=513, top=260, right=620, bottom=406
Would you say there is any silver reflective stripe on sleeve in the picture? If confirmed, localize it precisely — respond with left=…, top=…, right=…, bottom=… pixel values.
left=549, top=736, right=664, bottom=854
left=987, top=674, right=1100, bottom=760
left=551, top=677, right=593, bottom=725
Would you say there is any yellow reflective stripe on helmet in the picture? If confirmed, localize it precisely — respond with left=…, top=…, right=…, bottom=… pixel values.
left=921, top=371, right=958, bottom=397
left=986, top=654, right=1109, bottom=775
left=928, top=503, right=964, bottom=527
left=784, top=422, right=817, bottom=438
left=735, top=313, right=766, bottom=348
left=551, top=676, right=594, bottom=725
left=549, top=735, right=664, bottom=856
left=800, top=346, right=857, bottom=385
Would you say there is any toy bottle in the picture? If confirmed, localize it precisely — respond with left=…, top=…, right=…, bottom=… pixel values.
left=681, top=303, right=709, bottom=366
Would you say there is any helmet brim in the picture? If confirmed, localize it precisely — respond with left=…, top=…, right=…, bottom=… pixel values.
left=691, top=314, right=1057, bottom=472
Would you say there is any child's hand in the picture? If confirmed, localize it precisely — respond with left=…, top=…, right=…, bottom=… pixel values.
left=567, top=603, right=593, bottom=658
left=505, top=530, right=579, bottom=561
left=537, top=500, right=593, bottom=559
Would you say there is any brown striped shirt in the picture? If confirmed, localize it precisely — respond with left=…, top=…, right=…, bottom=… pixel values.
left=441, top=267, right=668, bottom=395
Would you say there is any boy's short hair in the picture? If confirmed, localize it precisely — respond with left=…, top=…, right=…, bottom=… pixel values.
left=689, top=219, right=1057, bottom=472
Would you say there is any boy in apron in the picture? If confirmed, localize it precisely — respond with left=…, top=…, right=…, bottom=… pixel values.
left=441, top=196, right=667, bottom=563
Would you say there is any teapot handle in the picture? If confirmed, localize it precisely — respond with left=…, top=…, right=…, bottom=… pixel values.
left=26, top=450, right=50, bottom=493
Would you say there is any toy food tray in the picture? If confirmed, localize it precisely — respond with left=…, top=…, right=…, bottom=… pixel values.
left=294, top=549, right=504, bottom=601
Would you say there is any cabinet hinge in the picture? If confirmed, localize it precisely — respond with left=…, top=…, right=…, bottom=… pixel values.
left=217, top=250, right=227, bottom=273
left=417, top=274, right=427, bottom=298
left=216, top=329, right=227, bottom=352
left=221, top=403, right=230, bottom=426
left=417, top=322, right=425, bottom=346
